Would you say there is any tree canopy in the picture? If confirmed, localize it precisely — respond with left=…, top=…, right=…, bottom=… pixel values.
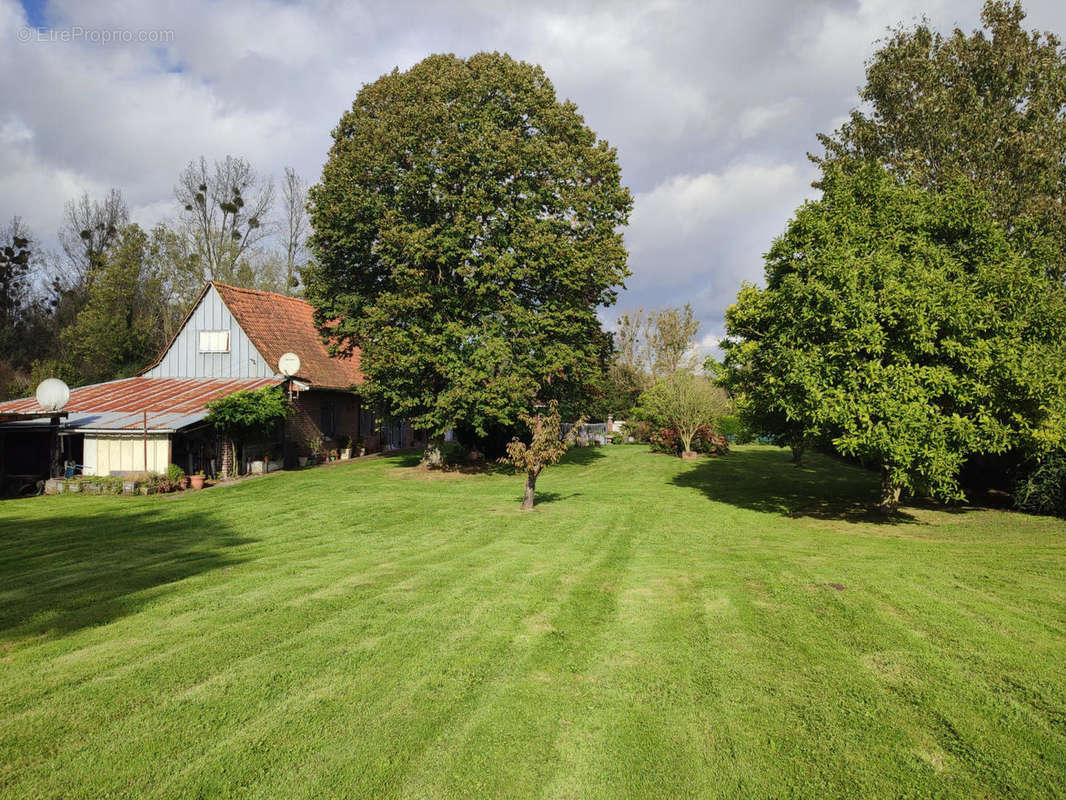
left=205, top=386, right=288, bottom=443
left=305, top=52, right=632, bottom=446
left=817, top=0, right=1066, bottom=278
left=723, top=163, right=1066, bottom=509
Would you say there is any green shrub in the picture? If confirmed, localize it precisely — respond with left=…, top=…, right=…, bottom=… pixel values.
left=717, top=415, right=755, bottom=444
left=166, top=463, right=185, bottom=483
left=1013, top=455, right=1066, bottom=518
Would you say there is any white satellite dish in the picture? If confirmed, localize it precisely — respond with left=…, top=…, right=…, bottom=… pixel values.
left=36, top=378, right=70, bottom=412
left=278, top=352, right=301, bottom=377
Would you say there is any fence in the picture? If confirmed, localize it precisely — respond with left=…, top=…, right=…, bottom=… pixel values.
left=562, top=422, right=608, bottom=445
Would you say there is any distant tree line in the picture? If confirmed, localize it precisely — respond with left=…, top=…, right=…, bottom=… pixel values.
left=0, top=156, right=309, bottom=400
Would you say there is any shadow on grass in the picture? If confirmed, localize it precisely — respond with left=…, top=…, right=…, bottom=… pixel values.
left=530, top=491, right=585, bottom=506
left=670, top=447, right=921, bottom=525
left=0, top=505, right=252, bottom=641
left=560, top=446, right=607, bottom=466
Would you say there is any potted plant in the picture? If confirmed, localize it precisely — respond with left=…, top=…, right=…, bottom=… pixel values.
left=189, top=471, right=206, bottom=490
left=356, top=436, right=366, bottom=457
left=340, top=436, right=353, bottom=460
left=307, top=436, right=322, bottom=465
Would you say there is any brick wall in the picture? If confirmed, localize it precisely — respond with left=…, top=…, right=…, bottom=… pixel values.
left=286, top=389, right=365, bottom=455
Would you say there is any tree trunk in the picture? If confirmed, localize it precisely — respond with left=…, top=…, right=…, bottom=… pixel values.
left=421, top=436, right=445, bottom=468
left=880, top=466, right=902, bottom=512
left=680, top=432, right=694, bottom=457
left=521, top=467, right=541, bottom=510
left=791, top=440, right=806, bottom=465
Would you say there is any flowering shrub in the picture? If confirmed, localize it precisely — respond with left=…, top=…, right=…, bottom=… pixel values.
left=650, top=424, right=729, bottom=456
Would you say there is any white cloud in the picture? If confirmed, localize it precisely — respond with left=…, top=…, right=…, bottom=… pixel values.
left=3, top=0, right=1066, bottom=343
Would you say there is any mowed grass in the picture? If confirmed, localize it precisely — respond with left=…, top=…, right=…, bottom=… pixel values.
left=1, top=445, right=1065, bottom=799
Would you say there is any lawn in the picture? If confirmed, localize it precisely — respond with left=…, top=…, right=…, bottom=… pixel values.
left=1, top=444, right=1064, bottom=799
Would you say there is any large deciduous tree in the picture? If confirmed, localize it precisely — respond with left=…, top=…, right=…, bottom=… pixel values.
left=306, top=52, right=632, bottom=464
left=817, top=0, right=1066, bottom=279
left=723, top=163, right=1066, bottom=511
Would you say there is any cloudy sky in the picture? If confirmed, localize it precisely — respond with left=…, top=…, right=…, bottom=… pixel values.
left=3, top=0, right=1066, bottom=352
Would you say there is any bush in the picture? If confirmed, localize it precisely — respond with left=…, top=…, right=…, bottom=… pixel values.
left=149, top=473, right=178, bottom=493
left=1013, top=455, right=1066, bottom=518
left=692, top=426, right=729, bottom=455
left=166, top=463, right=185, bottom=483
left=649, top=424, right=729, bottom=456
left=623, top=420, right=653, bottom=442
left=717, top=415, right=755, bottom=444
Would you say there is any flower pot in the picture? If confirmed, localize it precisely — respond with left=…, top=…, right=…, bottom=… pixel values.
left=190, top=474, right=205, bottom=490
left=340, top=449, right=352, bottom=460
left=298, top=457, right=308, bottom=467
left=358, top=447, right=366, bottom=457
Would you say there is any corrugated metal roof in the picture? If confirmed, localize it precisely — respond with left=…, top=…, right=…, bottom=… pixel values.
left=0, top=377, right=280, bottom=432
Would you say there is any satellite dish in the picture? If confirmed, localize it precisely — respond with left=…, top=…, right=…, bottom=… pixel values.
left=36, top=378, right=70, bottom=412
left=278, top=352, right=301, bottom=377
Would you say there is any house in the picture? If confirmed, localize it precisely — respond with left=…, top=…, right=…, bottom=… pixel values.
left=0, top=282, right=422, bottom=491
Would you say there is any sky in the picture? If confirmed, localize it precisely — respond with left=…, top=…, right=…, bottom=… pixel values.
left=4, top=0, right=1066, bottom=354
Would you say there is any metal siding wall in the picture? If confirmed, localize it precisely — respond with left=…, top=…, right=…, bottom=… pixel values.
left=142, top=286, right=276, bottom=378
left=86, top=434, right=171, bottom=475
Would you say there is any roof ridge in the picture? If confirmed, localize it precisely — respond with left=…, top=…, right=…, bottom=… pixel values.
left=212, top=281, right=310, bottom=306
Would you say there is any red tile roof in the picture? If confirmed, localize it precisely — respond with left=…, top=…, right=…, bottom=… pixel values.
left=211, top=282, right=363, bottom=389
left=0, top=377, right=279, bottom=431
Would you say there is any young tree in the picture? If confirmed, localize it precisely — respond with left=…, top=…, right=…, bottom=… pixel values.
left=817, top=1, right=1066, bottom=278
left=635, top=372, right=730, bottom=457
left=280, top=166, right=308, bottom=295
left=306, top=53, right=632, bottom=466
left=176, top=155, right=274, bottom=282
left=723, top=163, right=1066, bottom=511
left=501, top=401, right=584, bottom=510
left=205, top=386, right=288, bottom=478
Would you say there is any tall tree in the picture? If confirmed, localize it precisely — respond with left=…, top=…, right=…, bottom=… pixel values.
left=817, top=0, right=1066, bottom=278
left=280, top=166, right=308, bottom=295
left=723, top=163, right=1066, bottom=511
left=599, top=304, right=703, bottom=418
left=648, top=303, right=700, bottom=377
left=306, top=52, right=632, bottom=464
left=61, top=224, right=175, bottom=384
left=57, top=188, right=128, bottom=290
left=0, top=217, right=33, bottom=350
left=176, top=155, right=274, bottom=282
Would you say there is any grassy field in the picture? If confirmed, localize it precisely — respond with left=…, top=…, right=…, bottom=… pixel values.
left=1, top=444, right=1064, bottom=799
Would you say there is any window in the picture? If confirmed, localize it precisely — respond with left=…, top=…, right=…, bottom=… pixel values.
left=199, top=330, right=230, bottom=353
left=320, top=400, right=337, bottom=437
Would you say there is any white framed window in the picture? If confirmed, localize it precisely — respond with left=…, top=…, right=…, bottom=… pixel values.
left=199, top=330, right=230, bottom=353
